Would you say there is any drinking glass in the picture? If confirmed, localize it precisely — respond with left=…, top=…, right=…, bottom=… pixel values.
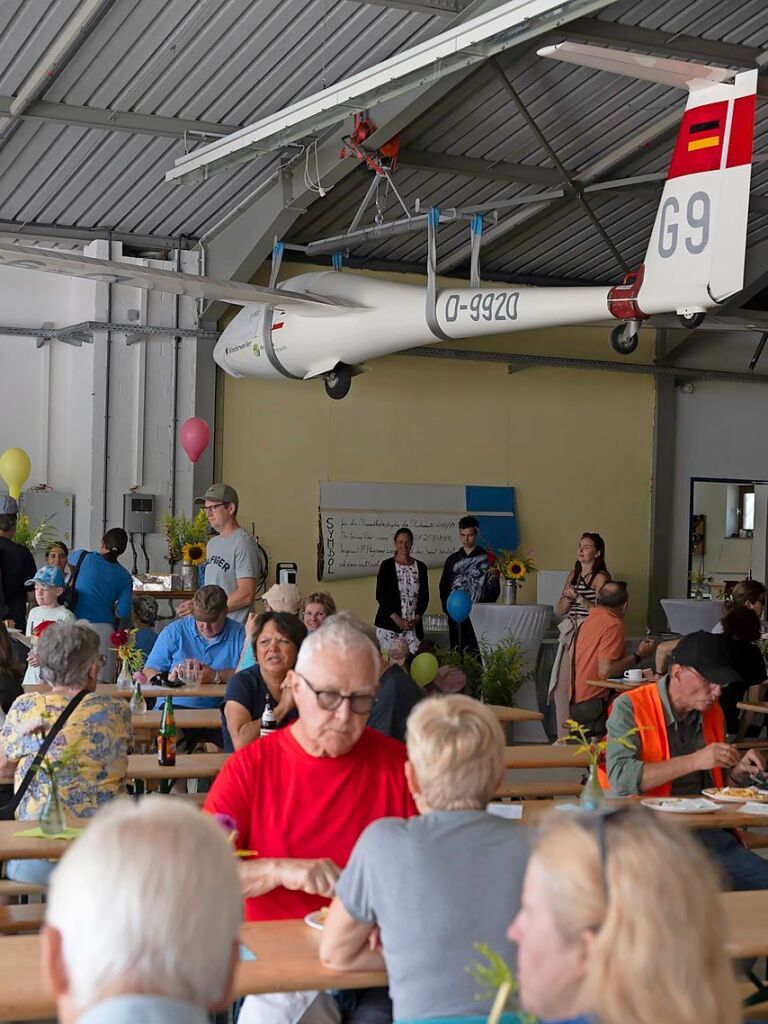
left=178, top=659, right=201, bottom=687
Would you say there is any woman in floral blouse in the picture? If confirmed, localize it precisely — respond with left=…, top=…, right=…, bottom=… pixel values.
left=0, top=621, right=131, bottom=885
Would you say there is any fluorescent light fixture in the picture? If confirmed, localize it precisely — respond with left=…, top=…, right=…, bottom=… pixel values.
left=165, top=0, right=617, bottom=185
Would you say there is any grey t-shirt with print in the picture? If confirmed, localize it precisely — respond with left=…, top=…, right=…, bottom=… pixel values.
left=335, top=811, right=529, bottom=1022
left=204, top=528, right=260, bottom=623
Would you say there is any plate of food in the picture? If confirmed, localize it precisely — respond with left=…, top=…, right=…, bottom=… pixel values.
left=304, top=907, right=330, bottom=931
left=702, top=787, right=768, bottom=804
left=641, top=797, right=720, bottom=813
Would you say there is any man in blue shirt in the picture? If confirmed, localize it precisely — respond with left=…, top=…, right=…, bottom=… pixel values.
left=145, top=586, right=245, bottom=713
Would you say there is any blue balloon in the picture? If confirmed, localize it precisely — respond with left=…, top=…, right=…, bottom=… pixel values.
left=446, top=590, right=472, bottom=624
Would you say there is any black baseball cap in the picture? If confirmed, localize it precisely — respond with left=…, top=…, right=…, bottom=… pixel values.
left=672, top=631, right=745, bottom=686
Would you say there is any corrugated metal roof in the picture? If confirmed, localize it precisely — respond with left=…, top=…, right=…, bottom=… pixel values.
left=287, top=0, right=768, bottom=283
left=0, top=0, right=438, bottom=242
left=0, top=0, right=764, bottom=288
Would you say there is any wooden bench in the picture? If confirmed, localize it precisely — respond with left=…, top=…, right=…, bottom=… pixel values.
left=742, top=832, right=768, bottom=851
left=493, top=780, right=582, bottom=800
left=0, top=904, right=45, bottom=935
left=0, top=880, right=47, bottom=899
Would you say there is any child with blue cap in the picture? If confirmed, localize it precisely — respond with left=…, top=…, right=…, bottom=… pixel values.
left=22, top=566, right=75, bottom=685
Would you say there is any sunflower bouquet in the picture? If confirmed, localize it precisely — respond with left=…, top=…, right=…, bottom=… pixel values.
left=162, top=509, right=209, bottom=564
left=488, top=549, right=537, bottom=586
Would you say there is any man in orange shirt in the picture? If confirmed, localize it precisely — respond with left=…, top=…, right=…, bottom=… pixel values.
left=570, top=581, right=656, bottom=735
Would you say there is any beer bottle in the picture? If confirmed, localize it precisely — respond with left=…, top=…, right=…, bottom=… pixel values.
left=157, top=695, right=177, bottom=766
left=260, top=697, right=277, bottom=736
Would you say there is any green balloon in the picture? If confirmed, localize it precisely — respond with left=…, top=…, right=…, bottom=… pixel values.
left=410, top=652, right=439, bottom=687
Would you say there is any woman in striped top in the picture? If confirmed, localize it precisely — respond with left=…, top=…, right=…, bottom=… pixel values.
left=557, top=532, right=610, bottom=620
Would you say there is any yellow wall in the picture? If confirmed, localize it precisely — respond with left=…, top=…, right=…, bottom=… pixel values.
left=220, top=266, right=655, bottom=631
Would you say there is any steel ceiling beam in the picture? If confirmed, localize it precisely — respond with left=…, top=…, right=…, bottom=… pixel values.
left=0, top=95, right=235, bottom=139
left=405, top=345, right=768, bottom=384
left=489, top=55, right=628, bottom=273
left=719, top=236, right=768, bottom=313
left=396, top=147, right=562, bottom=184
left=437, top=101, right=682, bottom=272
left=356, top=0, right=466, bottom=12
left=0, top=0, right=116, bottom=152
left=0, top=219, right=194, bottom=251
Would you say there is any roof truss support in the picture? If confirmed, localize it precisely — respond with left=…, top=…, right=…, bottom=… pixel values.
left=357, top=0, right=469, bottom=12
left=396, top=147, right=562, bottom=185
left=0, top=95, right=234, bottom=139
left=0, top=219, right=195, bottom=251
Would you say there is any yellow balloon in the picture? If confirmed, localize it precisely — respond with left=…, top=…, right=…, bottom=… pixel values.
left=0, top=448, right=31, bottom=500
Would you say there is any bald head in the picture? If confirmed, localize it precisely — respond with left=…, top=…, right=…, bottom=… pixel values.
left=597, top=580, right=629, bottom=613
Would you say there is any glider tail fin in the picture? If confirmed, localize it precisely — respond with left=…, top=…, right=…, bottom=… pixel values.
left=640, top=69, right=757, bottom=315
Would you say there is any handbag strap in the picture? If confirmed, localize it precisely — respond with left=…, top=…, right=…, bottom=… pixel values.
left=68, top=550, right=87, bottom=590
left=8, top=688, right=88, bottom=814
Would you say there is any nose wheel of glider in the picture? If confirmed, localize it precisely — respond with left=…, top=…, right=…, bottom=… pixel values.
left=609, top=323, right=639, bottom=355
left=677, top=312, right=706, bottom=330
left=324, top=364, right=352, bottom=400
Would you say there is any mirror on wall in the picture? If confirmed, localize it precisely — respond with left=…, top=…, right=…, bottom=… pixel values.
left=688, top=478, right=768, bottom=598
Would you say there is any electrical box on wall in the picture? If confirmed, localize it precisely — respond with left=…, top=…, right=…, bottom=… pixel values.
left=276, top=561, right=298, bottom=585
left=123, top=493, right=156, bottom=533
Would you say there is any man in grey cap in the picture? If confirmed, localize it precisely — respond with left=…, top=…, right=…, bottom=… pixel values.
left=177, top=484, right=261, bottom=624
left=0, top=495, right=37, bottom=630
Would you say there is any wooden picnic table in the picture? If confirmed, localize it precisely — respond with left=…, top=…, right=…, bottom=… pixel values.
left=113, top=683, right=228, bottom=699
left=127, top=752, right=228, bottom=782
left=587, top=677, right=658, bottom=694
left=504, top=744, right=590, bottom=770
left=25, top=683, right=228, bottom=700
left=489, top=705, right=543, bottom=723
left=0, top=899, right=766, bottom=1020
left=132, top=709, right=221, bottom=732
left=517, top=798, right=768, bottom=831
left=132, top=589, right=197, bottom=600
left=738, top=702, right=768, bottom=715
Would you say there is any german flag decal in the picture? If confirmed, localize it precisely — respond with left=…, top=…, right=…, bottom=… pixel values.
left=668, top=96, right=756, bottom=180
left=687, top=120, right=720, bottom=152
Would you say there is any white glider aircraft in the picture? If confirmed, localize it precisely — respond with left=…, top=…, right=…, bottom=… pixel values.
left=0, top=46, right=757, bottom=399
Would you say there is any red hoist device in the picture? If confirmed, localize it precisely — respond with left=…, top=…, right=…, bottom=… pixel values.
left=340, top=112, right=400, bottom=174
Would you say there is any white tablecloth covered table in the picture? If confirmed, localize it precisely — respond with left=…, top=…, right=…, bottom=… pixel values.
left=470, top=603, right=552, bottom=741
left=661, top=599, right=724, bottom=634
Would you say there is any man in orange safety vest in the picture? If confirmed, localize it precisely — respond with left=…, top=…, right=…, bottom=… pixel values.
left=603, top=630, right=768, bottom=890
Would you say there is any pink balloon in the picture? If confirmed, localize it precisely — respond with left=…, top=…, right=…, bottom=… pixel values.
left=179, top=417, right=210, bottom=464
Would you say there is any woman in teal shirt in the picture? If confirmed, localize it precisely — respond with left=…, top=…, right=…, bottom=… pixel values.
left=69, top=528, right=133, bottom=681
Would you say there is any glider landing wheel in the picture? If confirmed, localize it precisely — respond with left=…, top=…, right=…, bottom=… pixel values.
left=677, top=311, right=705, bottom=330
left=324, top=364, right=352, bottom=400
left=609, top=323, right=639, bottom=355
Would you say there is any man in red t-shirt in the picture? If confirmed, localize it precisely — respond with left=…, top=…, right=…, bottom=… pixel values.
left=571, top=581, right=655, bottom=736
left=204, top=617, right=417, bottom=1024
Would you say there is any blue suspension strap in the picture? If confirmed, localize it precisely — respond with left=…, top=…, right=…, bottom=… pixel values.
left=268, top=240, right=285, bottom=290
left=426, top=207, right=450, bottom=341
left=470, top=213, right=483, bottom=290
left=332, top=251, right=343, bottom=272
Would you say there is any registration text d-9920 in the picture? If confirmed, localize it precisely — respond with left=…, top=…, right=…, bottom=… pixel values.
left=444, top=291, right=519, bottom=324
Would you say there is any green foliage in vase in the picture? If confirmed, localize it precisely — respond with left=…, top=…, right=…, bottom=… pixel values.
left=437, top=631, right=531, bottom=707
left=163, top=509, right=209, bottom=562
left=14, top=512, right=59, bottom=552
left=466, top=943, right=535, bottom=1023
